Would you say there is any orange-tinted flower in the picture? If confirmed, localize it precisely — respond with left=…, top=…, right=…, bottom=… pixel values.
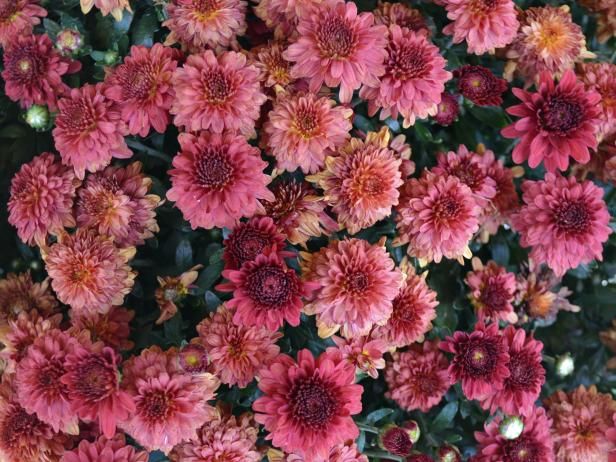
left=69, top=305, right=135, bottom=351
left=0, top=271, right=58, bottom=324
left=253, top=41, right=295, bottom=88
left=155, top=265, right=202, bottom=325
left=80, top=0, right=132, bottom=21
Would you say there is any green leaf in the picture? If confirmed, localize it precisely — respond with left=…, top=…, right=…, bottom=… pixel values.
left=131, top=10, right=160, bottom=47
left=365, top=408, right=395, bottom=424
left=175, top=239, right=193, bottom=268
left=431, top=401, right=458, bottom=431
left=468, top=105, right=509, bottom=129
left=0, top=124, right=28, bottom=139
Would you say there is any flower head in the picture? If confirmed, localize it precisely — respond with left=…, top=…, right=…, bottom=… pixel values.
left=0, top=271, right=58, bottom=323
left=155, top=265, right=202, bottom=325
left=329, top=335, right=387, bottom=379
left=177, top=343, right=210, bottom=374
left=433, top=92, right=460, bottom=126
left=465, top=259, right=517, bottom=324
left=70, top=305, right=135, bottom=351
left=80, top=0, right=132, bottom=21
left=0, top=0, right=46, bottom=47
left=373, top=1, right=429, bottom=35
left=454, top=65, right=507, bottom=106
left=580, top=0, right=616, bottom=43
left=61, top=434, right=148, bottom=462
left=253, top=42, right=295, bottom=88
left=577, top=62, right=616, bottom=142
left=379, top=425, right=415, bottom=457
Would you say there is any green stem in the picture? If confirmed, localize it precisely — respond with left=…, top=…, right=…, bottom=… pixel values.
left=126, top=138, right=172, bottom=163
left=357, top=423, right=380, bottom=434
left=361, top=450, right=404, bottom=462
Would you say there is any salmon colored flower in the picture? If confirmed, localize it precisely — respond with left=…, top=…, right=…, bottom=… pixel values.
left=69, top=306, right=135, bottom=352
left=373, top=1, right=429, bottom=35
left=0, top=271, right=58, bottom=324
left=61, top=434, right=148, bottom=462
left=253, top=41, right=295, bottom=88
left=577, top=62, right=616, bottom=142
left=328, top=335, right=387, bottom=379
left=0, top=0, right=46, bottom=47
left=465, top=259, right=517, bottom=324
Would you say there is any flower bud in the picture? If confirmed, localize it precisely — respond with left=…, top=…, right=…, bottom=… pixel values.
left=437, top=444, right=462, bottom=462
left=178, top=343, right=209, bottom=374
left=402, top=420, right=421, bottom=444
left=378, top=424, right=415, bottom=456
left=499, top=415, right=524, bottom=440
left=56, top=29, right=83, bottom=55
left=103, top=50, right=119, bottom=66
left=24, top=105, right=50, bottom=130
left=555, top=353, right=574, bottom=377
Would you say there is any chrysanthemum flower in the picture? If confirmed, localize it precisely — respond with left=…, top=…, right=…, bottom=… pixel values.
left=511, top=174, right=611, bottom=277
left=44, top=229, right=137, bottom=314
left=385, top=340, right=451, bottom=412
left=479, top=326, right=545, bottom=417
left=306, top=238, right=401, bottom=338
left=473, top=407, right=554, bottom=462
left=359, top=26, right=451, bottom=127
left=76, top=162, right=160, bottom=248
left=0, top=271, right=58, bottom=323
left=176, top=342, right=209, bottom=374
left=163, top=0, right=247, bottom=51
left=329, top=335, right=387, bottom=379
left=284, top=0, right=387, bottom=103
left=441, top=0, right=519, bottom=55
left=433, top=92, right=459, bottom=126
left=502, top=70, right=602, bottom=172
left=253, top=349, right=363, bottom=461
left=80, top=0, right=131, bottom=21
left=505, top=6, right=593, bottom=83
left=171, top=50, right=266, bottom=137
left=545, top=385, right=616, bottom=462
left=0, top=0, right=46, bottom=47
left=53, top=83, right=132, bottom=180
left=440, top=321, right=509, bottom=400
left=271, top=442, right=369, bottom=462
left=196, top=304, right=282, bottom=387
left=70, top=306, right=135, bottom=351
left=580, top=0, right=616, bottom=44
left=465, top=259, right=517, bottom=324
left=167, top=131, right=274, bottom=229
left=260, top=179, right=338, bottom=247
left=217, top=249, right=316, bottom=331
left=155, top=265, right=202, bottom=325
left=395, top=172, right=481, bottom=264
left=454, top=65, right=507, bottom=106
left=373, top=1, right=429, bottom=35
left=577, top=62, right=616, bottom=142
left=253, top=42, right=295, bottom=88
left=374, top=262, right=438, bottom=348
left=61, top=434, right=148, bottom=462
left=264, top=92, right=352, bottom=174
left=104, top=44, right=178, bottom=137
left=122, top=345, right=182, bottom=385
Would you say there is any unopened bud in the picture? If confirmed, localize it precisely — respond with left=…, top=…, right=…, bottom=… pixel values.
left=56, top=29, right=83, bottom=55
left=402, top=420, right=421, bottom=444
left=378, top=424, right=414, bottom=457
left=437, top=444, right=462, bottom=462
left=178, top=343, right=209, bottom=374
left=24, top=105, right=50, bottom=130
left=499, top=415, right=524, bottom=440
left=555, top=353, right=574, bottom=377
left=103, top=50, right=119, bottom=66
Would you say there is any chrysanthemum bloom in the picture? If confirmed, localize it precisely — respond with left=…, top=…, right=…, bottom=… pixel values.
left=385, top=340, right=451, bottom=412
left=264, top=92, right=352, bottom=174
left=55, top=29, right=83, bottom=56
left=473, top=407, right=554, bottom=462
left=15, top=329, right=78, bottom=434
left=104, top=44, right=178, bottom=137
left=122, top=345, right=183, bottom=385
left=284, top=0, right=387, bottom=103
left=440, top=321, right=509, bottom=400
left=178, top=343, right=210, bottom=374
left=454, top=65, right=507, bottom=106
left=0, top=0, right=46, bottom=47
left=433, top=92, right=459, bottom=126
left=171, top=50, right=266, bottom=137
left=254, top=42, right=295, bottom=88
left=511, top=174, right=611, bottom=277
left=545, top=385, right=616, bottom=462
left=217, top=249, right=316, bottom=331
left=261, top=179, right=338, bottom=247
left=271, top=442, right=369, bottom=462
left=580, top=0, right=616, bottom=43
left=196, top=305, right=282, bottom=387
left=505, top=6, right=594, bottom=83
left=0, top=271, right=58, bottom=323
left=577, top=62, right=616, bottom=142
left=328, top=335, right=387, bottom=379
left=80, top=0, right=132, bottom=21
left=306, top=238, right=401, bottom=338
left=395, top=172, right=481, bottom=264
left=373, top=1, right=429, bottom=35
left=465, top=259, right=517, bottom=324
left=479, top=326, right=545, bottom=417
left=53, top=83, right=132, bottom=180
left=167, top=131, right=274, bottom=229
left=70, top=306, right=135, bottom=351
left=502, top=70, right=602, bottom=172
left=61, top=341, right=135, bottom=438
left=441, top=0, right=519, bottom=55
left=374, top=262, right=438, bottom=348
left=45, top=229, right=136, bottom=314
left=253, top=349, right=363, bottom=461
left=359, top=26, right=451, bottom=127
left=170, top=408, right=261, bottom=462
left=61, top=434, right=148, bottom=462
left=155, top=265, right=202, bottom=325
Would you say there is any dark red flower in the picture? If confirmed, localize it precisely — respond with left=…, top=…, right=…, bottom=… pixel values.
left=434, top=92, right=460, bottom=126
left=454, top=65, right=507, bottom=106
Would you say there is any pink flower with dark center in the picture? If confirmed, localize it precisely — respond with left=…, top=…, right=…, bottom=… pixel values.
left=253, top=0, right=322, bottom=38
left=454, top=65, right=507, bottom=106
left=433, top=92, right=460, bottom=126
left=379, top=425, right=414, bottom=456
left=61, top=434, right=148, bottom=462
left=465, top=259, right=517, bottom=324
left=373, top=1, right=430, bottom=35
left=329, top=335, right=387, bottom=379
left=0, top=0, right=46, bottom=47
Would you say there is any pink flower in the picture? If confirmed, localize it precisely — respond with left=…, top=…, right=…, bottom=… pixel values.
left=0, top=271, right=58, bottom=323
left=454, top=65, right=507, bottom=106
left=284, top=0, right=387, bottom=103
left=171, top=50, right=266, bottom=137
left=167, top=131, right=274, bottom=230
left=359, top=26, right=451, bottom=127
left=0, top=0, right=46, bottom=47
left=328, top=335, right=387, bottom=379
left=253, top=0, right=322, bottom=38
left=61, top=434, right=148, bottom=462
left=373, top=1, right=429, bottom=35
left=502, top=70, right=602, bottom=172
left=80, top=0, right=132, bottom=21
left=441, top=0, right=519, bottom=55
left=253, top=41, right=295, bottom=88
left=104, top=43, right=178, bottom=137
left=511, top=173, right=612, bottom=277
left=253, top=349, right=363, bottom=461
left=8, top=152, right=79, bottom=246
left=577, top=62, right=616, bottom=142
left=69, top=306, right=135, bottom=352
left=264, top=92, right=352, bottom=174
left=53, top=83, right=132, bottom=180
left=465, top=259, right=517, bottom=324
left=433, top=92, right=460, bottom=126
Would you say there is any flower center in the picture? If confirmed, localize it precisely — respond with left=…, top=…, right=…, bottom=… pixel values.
left=533, top=20, right=568, bottom=53
left=539, top=95, right=584, bottom=133
left=448, top=159, right=484, bottom=192
left=391, top=291, right=420, bottom=325
left=478, top=281, right=510, bottom=312
left=293, top=107, right=320, bottom=138
left=553, top=200, right=590, bottom=235
left=193, top=0, right=221, bottom=19
left=506, top=350, right=538, bottom=390
left=345, top=270, right=370, bottom=293
left=245, top=264, right=294, bottom=306
left=194, top=148, right=235, bottom=191
left=73, top=356, right=116, bottom=402
left=469, top=0, right=498, bottom=16
left=263, top=181, right=305, bottom=222
left=388, top=43, right=430, bottom=81
left=317, top=17, right=356, bottom=58
left=141, top=389, right=174, bottom=421
left=203, top=69, right=234, bottom=105
left=118, top=63, right=156, bottom=101
left=0, top=1, right=17, bottom=21
left=433, top=194, right=461, bottom=221
left=503, top=436, right=541, bottom=462
left=60, top=98, right=99, bottom=135
left=462, top=339, right=497, bottom=376
left=1, top=406, right=40, bottom=449
left=229, top=228, right=272, bottom=267
left=38, top=361, right=66, bottom=394
left=290, top=376, right=339, bottom=428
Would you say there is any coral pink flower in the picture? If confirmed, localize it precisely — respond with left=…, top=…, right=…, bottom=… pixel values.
left=53, top=83, right=132, bottom=180
left=8, top=152, right=79, bottom=246
left=328, top=335, right=387, bottom=379
left=171, top=50, right=266, bottom=137
left=373, top=1, right=429, bottom=35
left=359, top=26, right=451, bottom=127
left=433, top=92, right=459, bottom=126
left=306, top=238, right=401, bottom=338
left=275, top=442, right=368, bottom=462
left=511, top=173, right=612, bottom=277
left=61, top=434, right=148, bottom=462
left=264, top=92, right=352, bottom=174
left=178, top=343, right=210, bottom=374
left=480, top=326, right=545, bottom=417
left=164, top=0, right=246, bottom=51
left=253, top=41, right=295, bottom=88
left=465, top=259, right=517, bottom=324
left=473, top=407, right=554, bottom=462
left=385, top=340, right=451, bottom=412
left=253, top=349, right=363, bottom=461
left=441, top=0, right=519, bottom=55
left=440, top=322, right=510, bottom=400
left=578, top=62, right=616, bottom=142
left=284, top=0, right=387, bottom=103
left=217, top=249, right=316, bottom=331
left=44, top=229, right=136, bottom=314
left=196, top=305, right=282, bottom=387
left=167, top=131, right=274, bottom=230
left=80, top=0, right=131, bottom=21
left=76, top=161, right=161, bottom=248
left=104, top=44, right=178, bottom=137
left=253, top=0, right=322, bottom=38
left=70, top=306, right=135, bottom=352
left=0, top=271, right=58, bottom=323
left=454, top=65, right=507, bottom=106
left=395, top=172, right=481, bottom=264
left=0, top=0, right=46, bottom=47
left=502, top=70, right=602, bottom=172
